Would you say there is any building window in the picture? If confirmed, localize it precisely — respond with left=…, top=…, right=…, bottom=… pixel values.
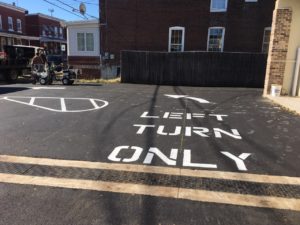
left=86, top=33, right=94, bottom=51
left=8, top=17, right=13, bottom=31
left=16, top=19, right=22, bottom=33
left=49, top=26, right=54, bottom=37
left=168, top=27, right=185, bottom=52
left=77, top=33, right=95, bottom=52
left=77, top=33, right=85, bottom=51
left=210, top=0, right=228, bottom=12
left=42, top=25, right=46, bottom=36
left=0, top=15, right=2, bottom=30
left=59, top=27, right=63, bottom=38
left=262, top=27, right=271, bottom=53
left=54, top=27, right=58, bottom=38
left=207, top=27, right=225, bottom=52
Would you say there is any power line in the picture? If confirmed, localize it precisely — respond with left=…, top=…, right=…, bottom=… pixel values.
left=55, top=0, right=98, bottom=19
left=42, top=0, right=86, bottom=19
left=71, top=0, right=99, bottom=6
left=55, top=0, right=88, bottom=19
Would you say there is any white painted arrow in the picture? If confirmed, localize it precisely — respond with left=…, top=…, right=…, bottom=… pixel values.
left=165, top=94, right=210, bottom=104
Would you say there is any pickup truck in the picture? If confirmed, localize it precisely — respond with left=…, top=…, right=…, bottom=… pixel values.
left=0, top=45, right=40, bottom=82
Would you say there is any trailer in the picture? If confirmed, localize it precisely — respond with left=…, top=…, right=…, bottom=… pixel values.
left=0, top=45, right=40, bottom=82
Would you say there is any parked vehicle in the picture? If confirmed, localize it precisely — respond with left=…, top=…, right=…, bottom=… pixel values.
left=0, top=45, right=40, bottom=82
left=50, top=65, right=76, bottom=85
left=32, top=64, right=75, bottom=85
left=46, top=54, right=67, bottom=72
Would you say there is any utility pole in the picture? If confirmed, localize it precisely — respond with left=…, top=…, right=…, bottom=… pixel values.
left=48, top=8, right=54, bottom=17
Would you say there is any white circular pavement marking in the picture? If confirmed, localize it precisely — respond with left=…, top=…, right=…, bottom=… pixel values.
left=1, top=96, right=109, bottom=113
left=164, top=94, right=210, bottom=104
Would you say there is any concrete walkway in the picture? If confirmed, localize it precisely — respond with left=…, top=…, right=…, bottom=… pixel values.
left=265, top=95, right=300, bottom=115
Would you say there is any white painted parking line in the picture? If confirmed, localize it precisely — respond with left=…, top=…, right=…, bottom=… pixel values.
left=31, top=87, right=66, bottom=90
left=165, top=94, right=210, bottom=104
left=60, top=98, right=67, bottom=112
left=1, top=96, right=109, bottom=113
left=90, top=99, right=101, bottom=109
left=29, top=97, right=35, bottom=105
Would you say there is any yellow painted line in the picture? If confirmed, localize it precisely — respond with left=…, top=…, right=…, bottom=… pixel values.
left=0, top=154, right=300, bottom=186
left=178, top=188, right=300, bottom=211
left=0, top=173, right=299, bottom=211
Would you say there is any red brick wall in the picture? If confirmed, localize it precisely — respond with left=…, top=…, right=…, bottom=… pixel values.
left=0, top=5, right=26, bottom=34
left=264, top=8, right=293, bottom=95
left=68, top=56, right=100, bottom=65
left=25, top=15, right=40, bottom=37
left=68, top=56, right=101, bottom=79
left=25, top=15, right=65, bottom=38
left=100, top=0, right=275, bottom=63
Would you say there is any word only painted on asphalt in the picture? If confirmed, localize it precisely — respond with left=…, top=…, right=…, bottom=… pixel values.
left=1, top=96, right=109, bottom=113
left=108, top=94, right=252, bottom=172
left=108, top=146, right=250, bottom=171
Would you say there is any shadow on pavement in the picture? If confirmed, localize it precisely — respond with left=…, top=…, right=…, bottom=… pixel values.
left=0, top=87, right=29, bottom=95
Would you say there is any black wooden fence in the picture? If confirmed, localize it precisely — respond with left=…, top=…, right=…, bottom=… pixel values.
left=121, top=51, right=267, bottom=87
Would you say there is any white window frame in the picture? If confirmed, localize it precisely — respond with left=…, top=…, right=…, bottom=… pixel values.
left=77, top=32, right=85, bottom=51
left=77, top=32, right=95, bottom=52
left=262, top=27, right=271, bottom=53
left=8, top=17, right=13, bottom=31
left=85, top=33, right=94, bottom=51
left=168, top=26, right=185, bottom=52
left=210, top=0, right=228, bottom=12
left=16, top=19, right=22, bottom=33
left=207, top=27, right=225, bottom=52
left=0, top=15, right=2, bottom=30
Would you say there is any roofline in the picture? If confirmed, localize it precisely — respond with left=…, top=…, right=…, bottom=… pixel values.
left=66, top=19, right=99, bottom=26
left=26, top=13, right=65, bottom=23
left=0, top=2, right=27, bottom=13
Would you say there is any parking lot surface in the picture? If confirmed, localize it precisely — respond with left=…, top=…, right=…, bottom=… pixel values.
left=0, top=83, right=300, bottom=225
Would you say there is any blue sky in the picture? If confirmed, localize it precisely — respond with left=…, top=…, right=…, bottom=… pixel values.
left=1, top=0, right=99, bottom=21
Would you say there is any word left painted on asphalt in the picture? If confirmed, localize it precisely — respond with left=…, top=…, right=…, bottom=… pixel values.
left=136, top=111, right=241, bottom=139
left=108, top=109, right=252, bottom=171
left=141, top=111, right=227, bottom=121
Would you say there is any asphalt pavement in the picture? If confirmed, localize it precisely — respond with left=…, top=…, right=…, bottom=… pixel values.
left=0, top=83, right=299, bottom=225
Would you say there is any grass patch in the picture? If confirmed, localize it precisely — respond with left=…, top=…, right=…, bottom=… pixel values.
left=78, top=77, right=121, bottom=84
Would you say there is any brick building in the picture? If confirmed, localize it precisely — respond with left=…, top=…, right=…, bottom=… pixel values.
left=25, top=13, right=67, bottom=55
left=100, top=0, right=276, bottom=67
left=66, top=20, right=100, bottom=79
left=0, top=2, right=39, bottom=51
left=264, top=0, right=300, bottom=96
